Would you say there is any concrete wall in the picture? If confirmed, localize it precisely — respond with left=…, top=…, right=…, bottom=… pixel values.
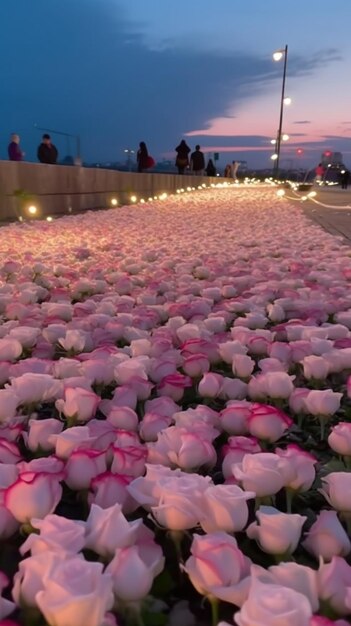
left=0, top=161, right=224, bottom=221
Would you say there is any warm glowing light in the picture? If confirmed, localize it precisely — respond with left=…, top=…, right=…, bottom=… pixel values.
left=282, top=134, right=289, bottom=141
left=140, top=199, right=145, bottom=203
left=271, top=154, right=278, bottom=161
left=28, top=205, right=37, bottom=215
left=283, top=97, right=292, bottom=105
left=46, top=216, right=53, bottom=222
left=130, top=195, right=137, bottom=203
left=273, top=51, right=284, bottom=61
left=148, top=197, right=153, bottom=201
left=270, top=139, right=276, bottom=145
left=308, top=191, right=317, bottom=198
left=187, top=187, right=192, bottom=191
left=301, top=195, right=307, bottom=201
left=276, top=189, right=285, bottom=197
left=111, top=198, right=118, bottom=206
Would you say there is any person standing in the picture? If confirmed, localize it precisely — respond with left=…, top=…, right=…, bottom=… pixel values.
left=37, top=134, right=58, bottom=164
left=224, top=163, right=232, bottom=178
left=175, top=140, right=190, bottom=174
left=137, top=141, right=149, bottom=173
left=231, top=160, right=239, bottom=181
left=8, top=134, right=24, bottom=161
left=190, top=145, right=205, bottom=175
left=341, top=169, right=350, bottom=189
left=315, top=163, right=325, bottom=184
left=206, top=159, right=216, bottom=177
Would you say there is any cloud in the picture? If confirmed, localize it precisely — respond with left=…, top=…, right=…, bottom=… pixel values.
left=0, top=0, right=342, bottom=162
left=293, top=120, right=311, bottom=125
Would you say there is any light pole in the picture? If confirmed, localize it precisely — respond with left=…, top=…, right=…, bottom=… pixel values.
left=272, top=45, right=288, bottom=179
left=34, top=125, right=81, bottom=164
left=124, top=148, right=135, bottom=172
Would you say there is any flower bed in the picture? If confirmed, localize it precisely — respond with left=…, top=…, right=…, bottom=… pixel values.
left=0, top=188, right=350, bottom=626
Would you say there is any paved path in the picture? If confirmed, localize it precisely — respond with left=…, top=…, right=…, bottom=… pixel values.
left=287, top=186, right=351, bottom=242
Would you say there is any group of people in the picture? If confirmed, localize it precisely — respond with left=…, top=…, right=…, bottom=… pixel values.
left=174, top=140, right=216, bottom=176
left=8, top=133, right=58, bottom=164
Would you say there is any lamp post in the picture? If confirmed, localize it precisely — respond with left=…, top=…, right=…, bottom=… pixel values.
left=272, top=45, right=288, bottom=179
left=34, top=125, right=81, bottom=164
left=124, top=148, right=135, bottom=172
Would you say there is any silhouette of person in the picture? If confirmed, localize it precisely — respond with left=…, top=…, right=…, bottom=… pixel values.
left=8, top=134, right=24, bottom=161
left=206, top=159, right=216, bottom=177
left=190, top=145, right=205, bottom=175
left=231, top=160, right=239, bottom=181
left=137, top=141, right=149, bottom=173
left=37, top=134, right=58, bottom=164
left=175, top=140, right=190, bottom=174
left=341, top=169, right=350, bottom=190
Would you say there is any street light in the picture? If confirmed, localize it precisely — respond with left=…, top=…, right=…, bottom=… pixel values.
left=124, top=148, right=135, bottom=172
left=272, top=44, right=288, bottom=179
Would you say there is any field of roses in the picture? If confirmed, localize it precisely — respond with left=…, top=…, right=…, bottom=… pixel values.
left=0, top=187, right=350, bottom=626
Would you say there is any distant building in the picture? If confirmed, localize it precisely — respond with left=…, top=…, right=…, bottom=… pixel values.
left=321, top=150, right=343, bottom=167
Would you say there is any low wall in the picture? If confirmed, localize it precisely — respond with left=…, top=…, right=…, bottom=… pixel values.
left=0, top=161, right=223, bottom=221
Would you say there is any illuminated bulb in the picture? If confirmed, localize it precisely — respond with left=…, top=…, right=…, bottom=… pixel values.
left=46, top=216, right=53, bottom=222
left=130, top=195, right=137, bottom=203
left=270, top=139, right=276, bottom=145
left=282, top=134, right=289, bottom=141
left=271, top=154, right=278, bottom=161
left=284, top=97, right=292, bottom=105
left=301, top=195, right=307, bottom=201
left=111, top=198, right=118, bottom=206
left=18, top=216, right=23, bottom=222
left=187, top=187, right=191, bottom=191
left=273, top=51, right=283, bottom=61
left=277, top=189, right=285, bottom=197
left=140, top=199, right=145, bottom=203
left=148, top=197, right=153, bottom=201
left=308, top=191, right=317, bottom=198
left=28, top=205, right=37, bottom=215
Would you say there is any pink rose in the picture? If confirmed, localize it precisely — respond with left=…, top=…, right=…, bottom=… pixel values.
left=56, top=387, right=100, bottom=422
left=36, top=558, right=114, bottom=626
left=200, top=484, right=255, bottom=533
left=289, top=387, right=310, bottom=414
left=158, top=373, right=192, bottom=401
left=303, top=510, right=351, bottom=561
left=184, top=532, right=251, bottom=606
left=106, top=543, right=164, bottom=601
left=198, top=372, right=223, bottom=398
left=84, top=503, right=142, bottom=558
left=49, top=426, right=96, bottom=459
left=317, top=556, right=351, bottom=616
left=247, top=403, right=292, bottom=443
left=328, top=422, right=351, bottom=456
left=111, top=444, right=147, bottom=478
left=0, top=337, right=22, bottom=361
left=9, top=373, right=62, bottom=405
left=222, top=436, right=261, bottom=479
left=320, top=472, right=351, bottom=512
left=220, top=401, right=252, bottom=435
left=275, top=444, right=317, bottom=492
left=0, top=390, right=19, bottom=424
left=304, top=389, right=342, bottom=416
left=302, top=355, right=329, bottom=380
left=182, top=353, right=210, bottom=378
left=89, top=472, right=136, bottom=514
left=233, top=452, right=287, bottom=497
left=20, top=514, right=85, bottom=556
left=24, top=418, right=63, bottom=452
left=232, top=354, right=255, bottom=378
left=106, top=406, right=139, bottom=431
left=4, top=471, right=63, bottom=523
left=139, top=412, right=173, bottom=442
left=65, top=449, right=107, bottom=490
left=0, top=439, right=21, bottom=464
left=247, top=505, right=306, bottom=555
left=235, top=579, right=312, bottom=626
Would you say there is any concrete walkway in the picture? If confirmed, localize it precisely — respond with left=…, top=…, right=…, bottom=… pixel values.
left=289, top=186, right=351, bottom=243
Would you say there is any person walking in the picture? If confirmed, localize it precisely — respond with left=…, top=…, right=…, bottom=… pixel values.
left=8, top=134, right=24, bottom=161
left=231, top=160, right=239, bottom=181
left=37, top=134, right=58, bottom=164
left=190, top=145, right=205, bottom=176
left=341, top=169, right=350, bottom=190
left=206, top=159, right=216, bottom=177
left=175, top=140, right=190, bottom=174
left=315, top=163, right=325, bottom=184
left=137, top=141, right=149, bottom=173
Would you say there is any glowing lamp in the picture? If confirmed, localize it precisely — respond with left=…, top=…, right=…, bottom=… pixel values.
left=28, top=205, right=37, bottom=215
left=130, top=195, right=137, bottom=203
left=111, top=198, right=118, bottom=206
left=273, top=51, right=284, bottom=61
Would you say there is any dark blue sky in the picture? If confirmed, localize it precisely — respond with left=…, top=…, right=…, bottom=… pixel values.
left=1, top=0, right=350, bottom=167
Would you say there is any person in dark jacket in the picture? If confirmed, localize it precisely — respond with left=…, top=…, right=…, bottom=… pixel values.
left=340, top=169, right=350, bottom=190
left=175, top=140, right=190, bottom=174
left=37, top=134, right=58, bottom=164
left=206, top=159, right=216, bottom=177
left=8, top=134, right=24, bottom=161
left=190, top=145, right=205, bottom=175
left=137, top=141, right=149, bottom=173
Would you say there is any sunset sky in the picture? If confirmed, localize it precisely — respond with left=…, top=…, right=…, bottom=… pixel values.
left=1, top=0, right=351, bottom=168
